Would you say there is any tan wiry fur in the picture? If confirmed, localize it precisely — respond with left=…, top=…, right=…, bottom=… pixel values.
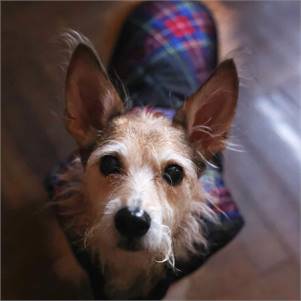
left=52, top=109, right=215, bottom=299
left=52, top=26, right=239, bottom=299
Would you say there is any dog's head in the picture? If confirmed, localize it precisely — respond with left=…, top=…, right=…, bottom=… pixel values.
left=62, top=42, right=238, bottom=270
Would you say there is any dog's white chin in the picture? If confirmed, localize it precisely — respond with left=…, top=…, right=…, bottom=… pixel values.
left=95, top=231, right=170, bottom=299
left=96, top=217, right=174, bottom=266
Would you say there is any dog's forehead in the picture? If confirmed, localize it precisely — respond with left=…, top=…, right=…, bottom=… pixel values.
left=97, top=111, right=193, bottom=164
left=114, top=112, right=186, bottom=148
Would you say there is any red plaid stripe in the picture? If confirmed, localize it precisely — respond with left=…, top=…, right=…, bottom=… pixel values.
left=164, top=15, right=195, bottom=37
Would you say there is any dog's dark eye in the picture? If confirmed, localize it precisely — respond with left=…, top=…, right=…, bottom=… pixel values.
left=100, top=155, right=122, bottom=176
left=163, top=164, right=184, bottom=186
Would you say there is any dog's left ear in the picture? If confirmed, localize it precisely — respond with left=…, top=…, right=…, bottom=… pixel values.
left=173, top=59, right=239, bottom=159
left=65, top=43, right=124, bottom=147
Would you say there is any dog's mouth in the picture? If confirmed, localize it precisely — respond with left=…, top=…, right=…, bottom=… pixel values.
left=117, top=238, right=143, bottom=252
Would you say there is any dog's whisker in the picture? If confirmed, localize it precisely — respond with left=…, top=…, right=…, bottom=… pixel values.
left=204, top=194, right=228, bottom=221
left=225, top=140, right=245, bottom=152
left=196, top=149, right=218, bottom=169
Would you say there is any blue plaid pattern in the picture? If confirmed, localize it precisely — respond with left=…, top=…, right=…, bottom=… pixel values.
left=109, top=0, right=217, bottom=109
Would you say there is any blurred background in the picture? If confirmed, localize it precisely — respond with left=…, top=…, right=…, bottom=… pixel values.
left=2, top=1, right=300, bottom=299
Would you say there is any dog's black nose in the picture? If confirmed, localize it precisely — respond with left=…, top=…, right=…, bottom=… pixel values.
left=114, top=207, right=151, bottom=238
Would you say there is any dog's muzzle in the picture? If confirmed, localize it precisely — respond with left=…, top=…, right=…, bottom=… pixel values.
left=114, top=207, right=151, bottom=239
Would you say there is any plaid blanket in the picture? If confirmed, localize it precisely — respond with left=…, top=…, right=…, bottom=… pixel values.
left=109, top=0, right=217, bottom=109
left=46, top=1, right=244, bottom=299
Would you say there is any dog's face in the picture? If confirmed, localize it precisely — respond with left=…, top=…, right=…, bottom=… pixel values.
left=84, top=111, right=201, bottom=261
left=62, top=42, right=238, bottom=286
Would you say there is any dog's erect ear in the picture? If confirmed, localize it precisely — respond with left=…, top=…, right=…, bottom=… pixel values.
left=174, top=59, right=239, bottom=159
left=65, top=44, right=124, bottom=147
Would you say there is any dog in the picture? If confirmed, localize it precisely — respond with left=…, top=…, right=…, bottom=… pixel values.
left=48, top=1, right=240, bottom=299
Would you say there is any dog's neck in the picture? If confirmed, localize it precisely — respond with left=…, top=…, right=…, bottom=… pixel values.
left=100, top=248, right=165, bottom=299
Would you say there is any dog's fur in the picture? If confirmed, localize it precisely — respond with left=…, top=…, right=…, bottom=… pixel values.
left=53, top=31, right=239, bottom=299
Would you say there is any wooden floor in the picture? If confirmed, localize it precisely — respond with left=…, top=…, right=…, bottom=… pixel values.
left=2, top=1, right=300, bottom=300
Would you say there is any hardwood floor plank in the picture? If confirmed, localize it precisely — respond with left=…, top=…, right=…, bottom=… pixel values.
left=186, top=239, right=259, bottom=299
left=226, top=258, right=300, bottom=300
left=232, top=89, right=300, bottom=207
left=223, top=170, right=291, bottom=272
left=225, top=144, right=300, bottom=259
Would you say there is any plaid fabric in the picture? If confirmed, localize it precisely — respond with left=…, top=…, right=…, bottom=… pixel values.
left=109, top=0, right=217, bottom=109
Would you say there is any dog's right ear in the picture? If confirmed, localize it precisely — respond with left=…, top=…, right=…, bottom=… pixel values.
left=65, top=44, right=124, bottom=147
left=173, top=59, right=238, bottom=159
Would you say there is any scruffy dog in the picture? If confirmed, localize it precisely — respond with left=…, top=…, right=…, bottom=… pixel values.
left=48, top=1, right=240, bottom=299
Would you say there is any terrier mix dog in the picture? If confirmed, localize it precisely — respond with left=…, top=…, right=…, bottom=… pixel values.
left=48, top=1, right=241, bottom=299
